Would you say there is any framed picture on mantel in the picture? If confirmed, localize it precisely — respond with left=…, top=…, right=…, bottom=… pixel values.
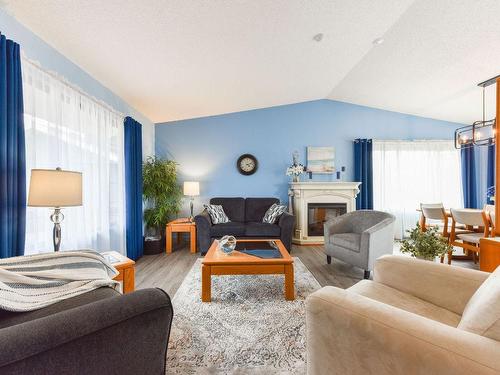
left=307, top=146, right=335, bottom=174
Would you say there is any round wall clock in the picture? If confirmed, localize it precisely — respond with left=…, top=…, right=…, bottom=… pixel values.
left=237, top=154, right=258, bottom=175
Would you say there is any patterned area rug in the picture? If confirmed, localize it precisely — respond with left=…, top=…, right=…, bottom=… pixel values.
left=166, top=257, right=321, bottom=374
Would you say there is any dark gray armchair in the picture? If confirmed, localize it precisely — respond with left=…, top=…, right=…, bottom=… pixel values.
left=324, top=210, right=395, bottom=279
left=0, top=287, right=173, bottom=375
left=195, top=197, right=295, bottom=254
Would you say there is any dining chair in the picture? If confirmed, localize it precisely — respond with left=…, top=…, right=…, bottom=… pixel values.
left=449, top=208, right=491, bottom=264
left=483, top=204, right=496, bottom=236
left=420, top=203, right=449, bottom=236
left=420, top=203, right=466, bottom=264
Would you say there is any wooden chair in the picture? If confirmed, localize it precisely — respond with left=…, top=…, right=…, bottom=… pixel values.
left=420, top=203, right=465, bottom=264
left=483, top=204, right=496, bottom=236
left=449, top=208, right=491, bottom=264
left=420, top=203, right=449, bottom=236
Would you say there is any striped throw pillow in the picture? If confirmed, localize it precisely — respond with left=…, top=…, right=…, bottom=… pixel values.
left=204, top=204, right=230, bottom=224
left=263, top=203, right=287, bottom=224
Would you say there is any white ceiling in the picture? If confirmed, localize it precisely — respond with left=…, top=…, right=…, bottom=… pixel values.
left=3, top=0, right=500, bottom=124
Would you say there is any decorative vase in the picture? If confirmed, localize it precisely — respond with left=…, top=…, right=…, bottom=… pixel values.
left=218, top=235, right=237, bottom=255
left=293, top=175, right=300, bottom=183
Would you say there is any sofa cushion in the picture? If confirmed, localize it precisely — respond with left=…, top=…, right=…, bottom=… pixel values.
left=262, top=203, right=287, bottom=224
left=245, top=198, right=279, bottom=222
left=210, top=197, right=245, bottom=222
left=348, top=280, right=461, bottom=327
left=210, top=222, right=246, bottom=237
left=0, top=287, right=118, bottom=329
left=204, top=204, right=230, bottom=224
left=245, top=222, right=281, bottom=237
left=330, top=233, right=361, bottom=252
left=458, top=266, right=500, bottom=340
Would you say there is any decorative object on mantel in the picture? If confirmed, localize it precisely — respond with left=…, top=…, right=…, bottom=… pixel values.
left=455, top=75, right=498, bottom=149
left=286, top=150, right=305, bottom=182
left=399, top=224, right=452, bottom=261
left=307, top=146, right=335, bottom=174
left=288, top=181, right=361, bottom=245
left=336, top=166, right=347, bottom=180
left=28, top=168, right=83, bottom=252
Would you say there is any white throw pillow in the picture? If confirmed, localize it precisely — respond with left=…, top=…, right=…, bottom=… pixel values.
left=262, top=203, right=287, bottom=224
left=458, top=266, right=500, bottom=340
left=204, top=204, right=230, bottom=224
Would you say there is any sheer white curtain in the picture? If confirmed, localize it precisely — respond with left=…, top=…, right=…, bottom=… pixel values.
left=22, top=59, right=126, bottom=254
left=373, top=140, right=463, bottom=239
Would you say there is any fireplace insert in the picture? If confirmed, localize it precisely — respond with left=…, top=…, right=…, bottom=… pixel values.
left=307, top=203, right=347, bottom=237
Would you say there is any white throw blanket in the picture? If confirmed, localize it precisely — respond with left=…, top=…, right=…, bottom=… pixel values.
left=0, top=250, right=119, bottom=312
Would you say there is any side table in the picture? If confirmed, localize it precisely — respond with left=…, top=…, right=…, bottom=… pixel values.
left=166, top=218, right=197, bottom=253
left=102, top=251, right=135, bottom=294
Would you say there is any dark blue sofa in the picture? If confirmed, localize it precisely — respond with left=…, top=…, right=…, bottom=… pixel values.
left=194, top=197, right=295, bottom=254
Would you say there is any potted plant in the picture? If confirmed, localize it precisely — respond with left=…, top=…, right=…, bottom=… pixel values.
left=143, top=156, right=182, bottom=254
left=399, top=224, right=453, bottom=261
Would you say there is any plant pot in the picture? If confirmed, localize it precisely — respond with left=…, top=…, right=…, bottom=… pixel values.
left=143, top=236, right=165, bottom=255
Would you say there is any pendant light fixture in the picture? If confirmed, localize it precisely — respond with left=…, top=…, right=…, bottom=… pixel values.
left=455, top=75, right=498, bottom=149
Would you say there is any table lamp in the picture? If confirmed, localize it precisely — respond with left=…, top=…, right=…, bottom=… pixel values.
left=183, top=181, right=200, bottom=221
left=28, top=168, right=83, bottom=252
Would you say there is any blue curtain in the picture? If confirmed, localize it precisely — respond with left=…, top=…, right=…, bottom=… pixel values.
left=487, top=143, right=495, bottom=204
left=124, top=117, right=143, bottom=260
left=0, top=33, right=26, bottom=259
left=461, top=146, right=478, bottom=208
left=354, top=139, right=373, bottom=210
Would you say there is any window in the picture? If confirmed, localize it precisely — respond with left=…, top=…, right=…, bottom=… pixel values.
left=22, top=58, right=126, bottom=254
left=373, top=140, right=463, bottom=239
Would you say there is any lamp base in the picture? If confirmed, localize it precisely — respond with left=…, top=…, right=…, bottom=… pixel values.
left=50, top=208, right=64, bottom=252
left=189, top=199, right=194, bottom=221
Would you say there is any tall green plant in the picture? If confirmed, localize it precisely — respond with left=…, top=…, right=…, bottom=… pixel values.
left=143, top=156, right=182, bottom=236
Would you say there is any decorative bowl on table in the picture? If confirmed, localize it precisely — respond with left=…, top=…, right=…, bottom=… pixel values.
left=218, top=235, right=237, bottom=255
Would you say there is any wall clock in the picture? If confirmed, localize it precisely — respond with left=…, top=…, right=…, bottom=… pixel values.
left=237, top=154, right=258, bottom=175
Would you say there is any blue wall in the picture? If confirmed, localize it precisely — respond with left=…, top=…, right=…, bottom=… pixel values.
left=0, top=9, right=154, bottom=156
left=156, top=99, right=462, bottom=211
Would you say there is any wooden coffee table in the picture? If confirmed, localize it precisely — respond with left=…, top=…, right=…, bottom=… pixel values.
left=201, top=239, right=294, bottom=302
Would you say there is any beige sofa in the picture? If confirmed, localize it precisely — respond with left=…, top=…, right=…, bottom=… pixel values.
left=306, top=255, right=500, bottom=375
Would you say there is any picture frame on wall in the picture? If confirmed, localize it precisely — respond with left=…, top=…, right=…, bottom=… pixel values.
left=307, top=146, right=335, bottom=174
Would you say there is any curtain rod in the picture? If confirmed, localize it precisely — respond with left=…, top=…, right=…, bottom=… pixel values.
left=21, top=54, right=125, bottom=119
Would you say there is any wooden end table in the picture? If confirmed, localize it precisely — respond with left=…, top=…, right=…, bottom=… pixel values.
left=166, top=218, right=197, bottom=253
left=201, top=239, right=294, bottom=302
left=102, top=251, right=135, bottom=294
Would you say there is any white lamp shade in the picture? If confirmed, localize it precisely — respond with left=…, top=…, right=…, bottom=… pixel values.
left=28, top=169, right=83, bottom=207
left=183, top=181, right=200, bottom=196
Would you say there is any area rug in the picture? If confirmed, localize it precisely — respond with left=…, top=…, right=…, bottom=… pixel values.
left=166, top=257, right=321, bottom=374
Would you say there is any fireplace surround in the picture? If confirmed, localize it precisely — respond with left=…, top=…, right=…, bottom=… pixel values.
left=288, top=182, right=361, bottom=245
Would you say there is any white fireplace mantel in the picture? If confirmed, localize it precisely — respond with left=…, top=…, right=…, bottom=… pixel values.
left=288, top=181, right=361, bottom=245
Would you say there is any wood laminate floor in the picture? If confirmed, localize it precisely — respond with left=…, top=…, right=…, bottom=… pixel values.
left=135, top=240, right=478, bottom=297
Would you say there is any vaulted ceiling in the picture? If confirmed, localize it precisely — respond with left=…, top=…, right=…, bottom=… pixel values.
left=3, top=0, right=500, bottom=124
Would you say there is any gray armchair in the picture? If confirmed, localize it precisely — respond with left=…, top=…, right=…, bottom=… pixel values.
left=324, top=210, right=395, bottom=279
